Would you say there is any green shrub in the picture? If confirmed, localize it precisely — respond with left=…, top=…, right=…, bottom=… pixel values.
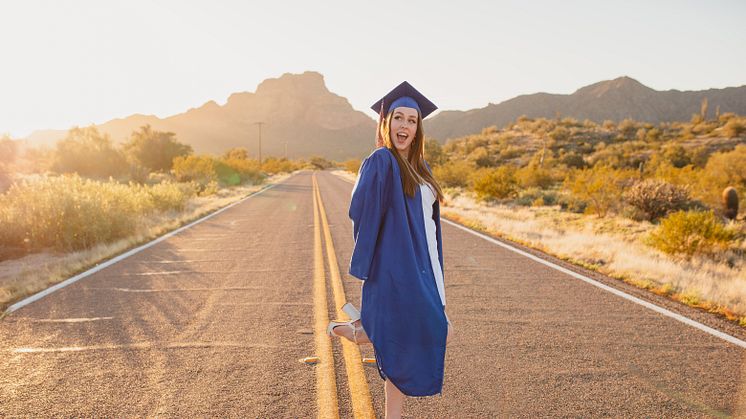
left=646, top=210, right=739, bottom=258
left=471, top=166, right=518, bottom=201
left=623, top=179, right=691, bottom=221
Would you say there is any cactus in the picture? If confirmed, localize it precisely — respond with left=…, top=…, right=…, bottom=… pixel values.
left=722, top=186, right=739, bottom=220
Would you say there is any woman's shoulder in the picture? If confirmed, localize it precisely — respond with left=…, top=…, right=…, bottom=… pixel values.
left=363, top=147, right=395, bottom=169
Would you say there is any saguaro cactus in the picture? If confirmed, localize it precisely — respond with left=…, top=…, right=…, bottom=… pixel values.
left=722, top=186, right=739, bottom=220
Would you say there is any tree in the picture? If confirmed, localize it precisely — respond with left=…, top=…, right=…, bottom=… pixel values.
left=52, top=126, right=128, bottom=178
left=0, top=135, right=18, bottom=167
left=123, top=125, right=192, bottom=173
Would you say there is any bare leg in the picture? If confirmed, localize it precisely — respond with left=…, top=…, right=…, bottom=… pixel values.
left=385, top=379, right=405, bottom=419
left=330, top=320, right=371, bottom=344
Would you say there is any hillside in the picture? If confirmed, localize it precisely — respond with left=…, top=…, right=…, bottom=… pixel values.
left=21, top=73, right=746, bottom=158
left=426, top=77, right=746, bottom=141
left=25, top=72, right=377, bottom=160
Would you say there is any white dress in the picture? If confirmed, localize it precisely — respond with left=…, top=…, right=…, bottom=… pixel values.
left=420, top=183, right=446, bottom=308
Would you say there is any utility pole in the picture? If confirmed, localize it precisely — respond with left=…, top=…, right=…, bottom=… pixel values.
left=284, top=142, right=288, bottom=159
left=254, top=122, right=264, bottom=164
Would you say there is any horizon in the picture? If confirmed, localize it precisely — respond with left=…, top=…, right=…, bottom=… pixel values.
left=2, top=0, right=745, bottom=138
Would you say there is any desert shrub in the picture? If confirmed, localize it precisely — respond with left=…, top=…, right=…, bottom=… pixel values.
left=467, top=147, right=495, bottom=168
left=424, top=139, right=447, bottom=166
left=723, top=119, right=745, bottom=138
left=342, top=158, right=362, bottom=174
left=261, top=157, right=299, bottom=175
left=645, top=210, right=739, bottom=259
left=214, top=160, right=242, bottom=186
left=563, top=165, right=637, bottom=217
left=623, top=179, right=691, bottom=221
left=661, top=144, right=690, bottom=168
left=516, top=187, right=558, bottom=207
left=145, top=181, right=198, bottom=212
left=516, top=164, right=554, bottom=189
left=172, top=155, right=217, bottom=186
left=557, top=193, right=588, bottom=213
left=559, top=151, right=586, bottom=169
left=548, top=126, right=570, bottom=142
left=0, top=175, right=196, bottom=251
left=309, top=156, right=335, bottom=170
left=471, top=166, right=518, bottom=201
left=618, top=119, right=638, bottom=139
left=433, top=160, right=473, bottom=188
left=224, top=156, right=265, bottom=183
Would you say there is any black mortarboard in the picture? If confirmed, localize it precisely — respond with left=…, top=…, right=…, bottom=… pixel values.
left=370, top=81, right=438, bottom=119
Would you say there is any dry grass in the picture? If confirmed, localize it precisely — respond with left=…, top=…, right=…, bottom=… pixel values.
left=0, top=173, right=292, bottom=312
left=440, top=189, right=746, bottom=326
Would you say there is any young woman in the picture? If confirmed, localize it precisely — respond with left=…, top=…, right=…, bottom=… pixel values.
left=327, top=81, right=449, bottom=419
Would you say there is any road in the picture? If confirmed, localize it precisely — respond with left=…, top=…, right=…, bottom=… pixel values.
left=1, top=170, right=744, bottom=417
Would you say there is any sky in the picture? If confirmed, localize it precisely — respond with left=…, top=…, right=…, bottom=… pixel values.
left=1, top=0, right=745, bottom=138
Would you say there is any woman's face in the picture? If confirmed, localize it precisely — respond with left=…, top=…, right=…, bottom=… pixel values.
left=389, top=106, right=419, bottom=156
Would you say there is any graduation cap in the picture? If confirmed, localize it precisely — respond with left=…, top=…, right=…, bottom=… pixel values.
left=370, top=81, right=437, bottom=119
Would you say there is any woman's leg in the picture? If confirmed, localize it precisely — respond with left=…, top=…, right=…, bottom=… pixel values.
left=384, top=379, right=405, bottom=419
left=331, top=320, right=371, bottom=344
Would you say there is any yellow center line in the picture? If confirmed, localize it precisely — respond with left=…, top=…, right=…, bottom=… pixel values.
left=312, top=174, right=340, bottom=419
left=314, top=174, right=376, bottom=419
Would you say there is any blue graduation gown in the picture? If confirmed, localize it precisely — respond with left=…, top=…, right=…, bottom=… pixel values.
left=349, top=147, right=447, bottom=397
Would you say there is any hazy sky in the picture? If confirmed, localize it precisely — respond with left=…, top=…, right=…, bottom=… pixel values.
left=2, top=0, right=745, bottom=138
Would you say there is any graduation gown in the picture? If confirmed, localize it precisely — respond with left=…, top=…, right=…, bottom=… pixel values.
left=348, top=147, right=447, bottom=397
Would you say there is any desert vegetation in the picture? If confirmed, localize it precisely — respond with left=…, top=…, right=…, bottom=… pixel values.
left=0, top=125, right=307, bottom=310
left=422, top=112, right=746, bottom=325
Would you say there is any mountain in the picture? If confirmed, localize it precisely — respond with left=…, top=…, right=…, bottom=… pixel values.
left=425, top=76, right=746, bottom=140
left=23, top=74, right=746, bottom=157
left=25, top=72, right=377, bottom=160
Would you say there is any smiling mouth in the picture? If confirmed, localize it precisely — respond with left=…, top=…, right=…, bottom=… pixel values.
left=396, top=132, right=408, bottom=141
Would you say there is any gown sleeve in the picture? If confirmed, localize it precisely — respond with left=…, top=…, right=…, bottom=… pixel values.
left=348, top=150, right=392, bottom=280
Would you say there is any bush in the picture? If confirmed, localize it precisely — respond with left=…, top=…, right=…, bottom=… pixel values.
left=309, top=156, right=334, bottom=170
left=646, top=210, right=739, bottom=258
left=342, top=159, right=362, bottom=174
left=471, top=166, right=518, bottom=201
left=516, top=187, right=558, bottom=207
left=623, top=179, right=691, bottom=221
left=563, top=166, right=637, bottom=217
left=260, top=157, right=298, bottom=175
left=172, top=155, right=217, bottom=186
left=433, top=160, right=473, bottom=188
left=723, top=119, right=745, bottom=138
left=516, top=164, right=554, bottom=189
left=0, top=175, right=196, bottom=251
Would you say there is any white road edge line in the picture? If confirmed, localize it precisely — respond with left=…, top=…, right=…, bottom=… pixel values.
left=442, top=219, right=746, bottom=349
left=331, top=171, right=746, bottom=349
left=5, top=180, right=285, bottom=314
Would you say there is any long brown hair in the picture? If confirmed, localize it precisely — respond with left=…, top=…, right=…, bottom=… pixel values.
left=379, top=110, right=444, bottom=201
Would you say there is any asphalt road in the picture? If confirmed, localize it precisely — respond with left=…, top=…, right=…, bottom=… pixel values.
left=1, top=170, right=744, bottom=418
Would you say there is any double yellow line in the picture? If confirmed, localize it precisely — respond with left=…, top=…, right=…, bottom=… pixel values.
left=312, top=174, right=375, bottom=419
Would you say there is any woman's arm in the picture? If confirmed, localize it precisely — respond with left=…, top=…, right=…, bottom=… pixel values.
left=348, top=150, right=391, bottom=280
